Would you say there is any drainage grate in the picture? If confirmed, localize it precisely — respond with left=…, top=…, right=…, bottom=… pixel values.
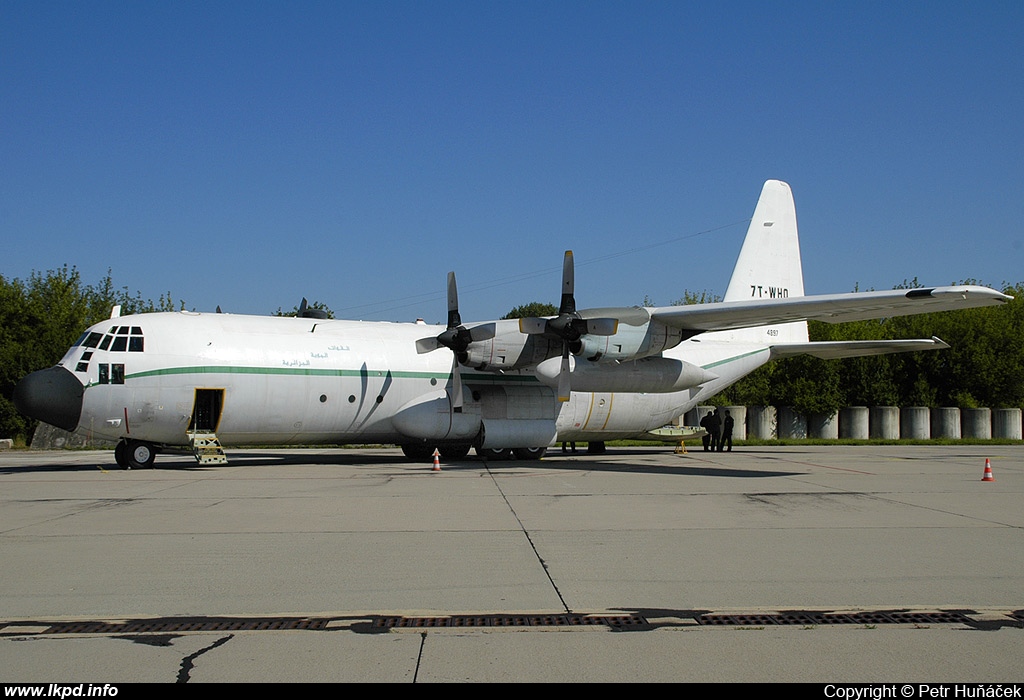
left=37, top=618, right=331, bottom=635
left=697, top=611, right=972, bottom=626
left=1, top=610, right=1011, bottom=636
left=372, top=614, right=649, bottom=630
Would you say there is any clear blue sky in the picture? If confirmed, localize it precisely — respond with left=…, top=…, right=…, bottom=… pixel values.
left=3, top=1, right=1022, bottom=324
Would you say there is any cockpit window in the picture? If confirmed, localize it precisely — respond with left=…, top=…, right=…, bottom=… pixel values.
left=82, top=332, right=103, bottom=348
left=102, top=327, right=145, bottom=352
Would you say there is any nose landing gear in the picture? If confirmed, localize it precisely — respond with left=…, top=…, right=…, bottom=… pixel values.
left=114, top=439, right=157, bottom=469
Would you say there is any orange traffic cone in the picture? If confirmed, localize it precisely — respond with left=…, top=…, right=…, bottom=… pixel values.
left=432, top=449, right=441, bottom=472
left=981, top=458, right=994, bottom=482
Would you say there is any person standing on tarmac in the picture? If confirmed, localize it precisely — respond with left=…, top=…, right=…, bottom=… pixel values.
left=719, top=409, right=734, bottom=452
left=699, top=411, right=713, bottom=451
left=709, top=408, right=722, bottom=452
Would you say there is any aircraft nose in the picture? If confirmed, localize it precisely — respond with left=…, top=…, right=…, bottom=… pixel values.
left=13, top=366, right=84, bottom=432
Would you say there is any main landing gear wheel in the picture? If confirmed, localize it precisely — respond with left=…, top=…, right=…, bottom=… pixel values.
left=126, top=440, right=156, bottom=469
left=513, top=446, right=547, bottom=460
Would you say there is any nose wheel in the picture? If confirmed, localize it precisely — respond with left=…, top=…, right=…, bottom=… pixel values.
left=115, top=439, right=157, bottom=469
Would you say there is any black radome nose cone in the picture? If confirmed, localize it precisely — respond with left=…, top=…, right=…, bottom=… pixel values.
left=13, top=366, right=84, bottom=432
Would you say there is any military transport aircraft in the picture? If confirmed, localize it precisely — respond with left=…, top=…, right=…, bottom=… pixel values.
left=13, top=180, right=1012, bottom=468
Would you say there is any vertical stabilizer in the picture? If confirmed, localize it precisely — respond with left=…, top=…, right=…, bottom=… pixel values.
left=721, top=180, right=807, bottom=343
left=724, top=180, right=805, bottom=302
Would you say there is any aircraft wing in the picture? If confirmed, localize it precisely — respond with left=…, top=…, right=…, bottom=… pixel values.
left=768, top=337, right=950, bottom=360
left=649, top=285, right=1011, bottom=333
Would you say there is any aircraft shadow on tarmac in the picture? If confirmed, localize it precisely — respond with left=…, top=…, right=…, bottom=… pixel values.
left=218, top=448, right=801, bottom=478
left=490, top=460, right=800, bottom=478
left=3, top=447, right=800, bottom=477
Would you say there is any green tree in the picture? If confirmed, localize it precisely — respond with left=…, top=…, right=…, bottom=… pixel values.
left=502, top=302, right=557, bottom=319
left=771, top=353, right=845, bottom=416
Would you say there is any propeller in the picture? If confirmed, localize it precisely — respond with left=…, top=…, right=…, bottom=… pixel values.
left=519, top=251, right=618, bottom=401
left=415, top=272, right=494, bottom=411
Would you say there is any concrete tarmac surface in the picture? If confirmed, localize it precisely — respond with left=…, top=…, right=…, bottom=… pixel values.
left=1, top=444, right=1021, bottom=683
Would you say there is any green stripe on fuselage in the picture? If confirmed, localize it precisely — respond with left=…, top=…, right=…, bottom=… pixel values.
left=124, top=365, right=542, bottom=384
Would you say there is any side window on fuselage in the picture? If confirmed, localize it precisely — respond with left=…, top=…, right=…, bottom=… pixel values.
left=97, top=364, right=125, bottom=385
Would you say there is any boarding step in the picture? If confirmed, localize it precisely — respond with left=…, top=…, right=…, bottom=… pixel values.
left=188, top=431, right=228, bottom=465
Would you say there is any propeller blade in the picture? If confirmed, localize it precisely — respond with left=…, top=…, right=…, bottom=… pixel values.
left=557, top=344, right=571, bottom=402
left=450, top=354, right=464, bottom=411
left=559, top=250, right=575, bottom=315
left=518, top=317, right=549, bottom=335
left=469, top=323, right=496, bottom=342
left=415, top=337, right=441, bottom=354
left=446, top=271, right=461, bottom=329
left=584, top=318, right=619, bottom=336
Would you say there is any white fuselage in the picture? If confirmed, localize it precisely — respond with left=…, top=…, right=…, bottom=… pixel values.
left=57, top=310, right=771, bottom=448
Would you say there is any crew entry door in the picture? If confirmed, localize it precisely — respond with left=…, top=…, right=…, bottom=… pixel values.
left=189, top=389, right=224, bottom=432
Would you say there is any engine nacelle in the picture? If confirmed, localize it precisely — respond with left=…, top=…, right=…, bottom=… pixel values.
left=574, top=310, right=686, bottom=362
left=535, top=355, right=716, bottom=393
left=462, top=319, right=561, bottom=371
